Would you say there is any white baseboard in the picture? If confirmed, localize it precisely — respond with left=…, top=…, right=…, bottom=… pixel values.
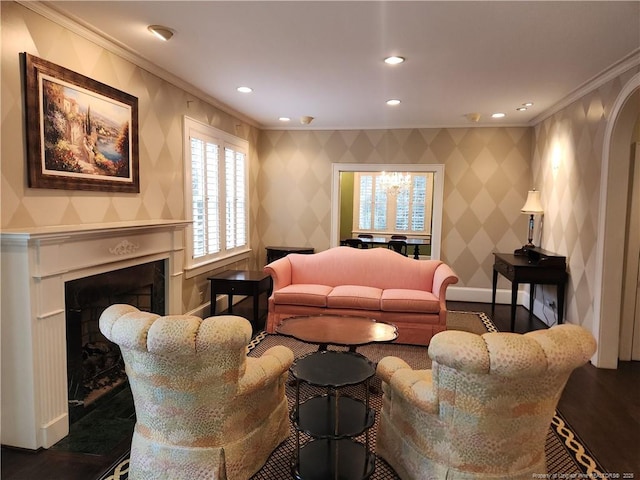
left=448, top=286, right=555, bottom=327
left=446, top=285, right=527, bottom=304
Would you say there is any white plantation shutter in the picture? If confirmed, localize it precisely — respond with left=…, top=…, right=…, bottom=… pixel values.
left=411, top=175, right=427, bottom=231
left=205, top=142, right=221, bottom=254
left=191, top=138, right=220, bottom=258
left=358, top=175, right=373, bottom=230
left=191, top=137, right=206, bottom=258
left=374, top=176, right=387, bottom=230
left=225, top=148, right=247, bottom=250
left=395, top=188, right=409, bottom=231
left=354, top=172, right=431, bottom=236
left=185, top=117, right=249, bottom=270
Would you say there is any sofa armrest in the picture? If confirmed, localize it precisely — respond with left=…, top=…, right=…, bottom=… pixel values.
left=264, top=257, right=293, bottom=292
left=238, top=345, right=294, bottom=395
left=377, top=357, right=437, bottom=412
left=432, top=262, right=459, bottom=304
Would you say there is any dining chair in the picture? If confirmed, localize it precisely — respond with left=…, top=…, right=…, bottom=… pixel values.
left=343, top=238, right=366, bottom=249
left=391, top=234, right=407, bottom=240
left=387, top=239, right=408, bottom=256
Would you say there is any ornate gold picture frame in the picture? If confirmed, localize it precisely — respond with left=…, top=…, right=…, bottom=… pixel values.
left=22, top=53, right=139, bottom=192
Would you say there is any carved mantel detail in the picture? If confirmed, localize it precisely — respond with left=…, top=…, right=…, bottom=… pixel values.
left=109, top=239, right=140, bottom=255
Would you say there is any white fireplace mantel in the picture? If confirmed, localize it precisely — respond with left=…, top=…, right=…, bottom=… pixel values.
left=1, top=220, right=189, bottom=450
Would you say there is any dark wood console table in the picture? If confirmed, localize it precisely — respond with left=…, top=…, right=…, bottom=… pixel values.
left=491, top=248, right=567, bottom=332
left=265, top=246, right=314, bottom=264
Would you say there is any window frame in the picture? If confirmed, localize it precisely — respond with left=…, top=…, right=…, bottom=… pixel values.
left=183, top=117, right=250, bottom=278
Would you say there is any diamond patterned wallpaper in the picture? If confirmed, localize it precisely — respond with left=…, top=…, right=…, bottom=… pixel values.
left=257, top=127, right=532, bottom=288
left=0, top=2, right=260, bottom=313
left=531, top=66, right=640, bottom=335
left=2, top=1, right=639, bottom=348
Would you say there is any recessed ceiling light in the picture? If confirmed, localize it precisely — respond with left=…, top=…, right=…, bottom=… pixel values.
left=516, top=107, right=527, bottom=112
left=491, top=112, right=506, bottom=118
left=237, top=86, right=253, bottom=93
left=147, top=25, right=174, bottom=41
left=384, top=56, right=405, bottom=65
left=279, top=117, right=290, bottom=122
left=386, top=99, right=401, bottom=106
left=523, top=102, right=534, bottom=107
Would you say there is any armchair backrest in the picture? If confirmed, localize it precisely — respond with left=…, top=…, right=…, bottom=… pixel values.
left=427, top=324, right=596, bottom=467
left=99, top=304, right=253, bottom=446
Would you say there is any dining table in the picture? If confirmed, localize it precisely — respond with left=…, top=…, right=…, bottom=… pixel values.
left=351, top=235, right=431, bottom=259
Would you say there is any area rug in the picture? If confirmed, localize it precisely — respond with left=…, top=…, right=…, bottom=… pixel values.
left=97, top=311, right=605, bottom=480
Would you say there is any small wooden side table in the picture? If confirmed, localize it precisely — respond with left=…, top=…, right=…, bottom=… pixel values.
left=208, top=270, right=271, bottom=326
left=491, top=251, right=567, bottom=332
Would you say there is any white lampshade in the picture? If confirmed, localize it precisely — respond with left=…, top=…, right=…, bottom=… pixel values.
left=521, top=190, right=544, bottom=214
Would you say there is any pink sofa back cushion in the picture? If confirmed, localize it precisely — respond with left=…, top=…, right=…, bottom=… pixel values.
left=287, top=246, right=442, bottom=291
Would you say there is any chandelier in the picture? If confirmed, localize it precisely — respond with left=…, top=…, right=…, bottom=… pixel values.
left=380, top=171, right=411, bottom=195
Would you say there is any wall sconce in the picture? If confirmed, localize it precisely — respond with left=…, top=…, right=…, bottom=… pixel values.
left=520, top=189, right=544, bottom=249
left=148, top=25, right=174, bottom=41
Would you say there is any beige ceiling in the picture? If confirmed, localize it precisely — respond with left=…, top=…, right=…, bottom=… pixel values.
left=39, top=1, right=640, bottom=130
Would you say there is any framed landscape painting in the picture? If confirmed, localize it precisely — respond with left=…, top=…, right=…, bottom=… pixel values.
left=22, top=53, right=139, bottom=192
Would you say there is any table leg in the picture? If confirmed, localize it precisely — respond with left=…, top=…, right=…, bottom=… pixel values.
left=413, top=245, right=420, bottom=260
left=491, top=268, right=498, bottom=317
left=252, top=285, right=259, bottom=326
left=529, top=283, right=535, bottom=321
left=510, top=282, right=518, bottom=332
left=557, top=282, right=565, bottom=324
left=227, top=294, right=234, bottom=314
left=210, top=288, right=217, bottom=316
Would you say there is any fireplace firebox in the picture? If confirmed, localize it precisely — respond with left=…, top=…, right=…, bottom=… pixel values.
left=65, top=261, right=165, bottom=423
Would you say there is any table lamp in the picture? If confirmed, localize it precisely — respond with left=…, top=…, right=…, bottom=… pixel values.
left=520, top=189, right=544, bottom=248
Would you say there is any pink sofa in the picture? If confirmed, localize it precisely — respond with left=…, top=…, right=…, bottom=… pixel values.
left=264, top=246, right=459, bottom=345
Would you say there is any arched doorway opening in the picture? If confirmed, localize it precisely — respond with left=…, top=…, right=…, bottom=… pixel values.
left=594, top=73, right=640, bottom=368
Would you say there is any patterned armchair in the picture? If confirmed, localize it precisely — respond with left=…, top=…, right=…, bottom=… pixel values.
left=99, top=304, right=294, bottom=480
left=376, top=324, right=597, bottom=480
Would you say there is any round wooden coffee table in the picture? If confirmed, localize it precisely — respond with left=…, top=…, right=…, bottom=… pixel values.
left=276, top=314, right=397, bottom=351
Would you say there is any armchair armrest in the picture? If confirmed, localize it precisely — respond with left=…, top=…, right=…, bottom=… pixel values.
left=377, top=356, right=437, bottom=412
left=238, top=345, right=294, bottom=395
left=264, top=257, right=293, bottom=292
left=377, top=356, right=411, bottom=383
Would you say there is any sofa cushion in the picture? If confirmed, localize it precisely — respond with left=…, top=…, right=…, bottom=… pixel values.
left=327, top=285, right=382, bottom=310
left=381, top=289, right=440, bottom=313
left=273, top=284, right=332, bottom=307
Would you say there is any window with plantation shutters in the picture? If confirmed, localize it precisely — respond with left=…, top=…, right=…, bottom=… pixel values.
left=354, top=172, right=433, bottom=236
left=184, top=117, right=249, bottom=274
left=225, top=147, right=246, bottom=250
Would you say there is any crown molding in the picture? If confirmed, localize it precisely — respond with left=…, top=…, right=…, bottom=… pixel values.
left=18, top=1, right=261, bottom=130
left=530, top=48, right=640, bottom=125
left=19, top=2, right=639, bottom=132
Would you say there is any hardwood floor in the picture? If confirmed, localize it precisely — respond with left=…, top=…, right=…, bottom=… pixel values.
left=2, top=301, right=638, bottom=479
